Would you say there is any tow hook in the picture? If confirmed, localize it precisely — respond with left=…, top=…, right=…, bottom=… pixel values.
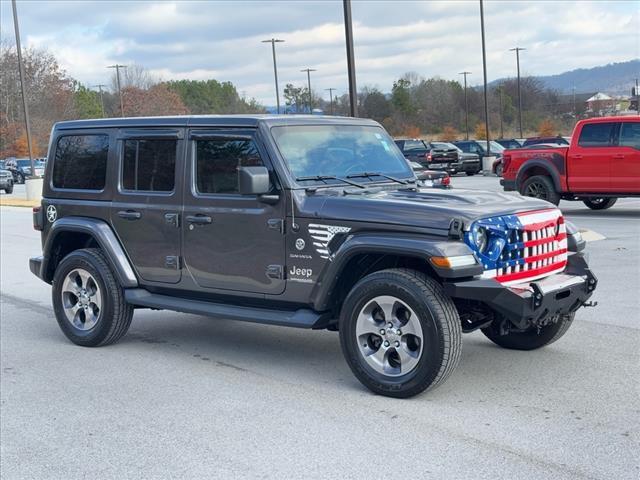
left=582, top=301, right=598, bottom=308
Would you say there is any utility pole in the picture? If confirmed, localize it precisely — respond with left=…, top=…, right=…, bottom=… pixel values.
left=459, top=71, right=471, bottom=140
left=572, top=85, right=576, bottom=117
left=261, top=38, right=285, bottom=114
left=107, top=64, right=127, bottom=117
left=92, top=84, right=106, bottom=117
left=300, top=68, right=316, bottom=113
left=11, top=0, right=35, bottom=176
left=325, top=88, right=336, bottom=115
left=479, top=0, right=490, bottom=157
left=510, top=46, right=526, bottom=137
left=343, top=0, right=358, bottom=117
left=498, top=85, right=504, bottom=139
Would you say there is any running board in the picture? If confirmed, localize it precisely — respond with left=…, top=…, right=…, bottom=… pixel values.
left=124, top=289, right=331, bottom=329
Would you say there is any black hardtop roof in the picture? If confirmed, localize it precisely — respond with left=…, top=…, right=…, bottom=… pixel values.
left=54, top=114, right=380, bottom=130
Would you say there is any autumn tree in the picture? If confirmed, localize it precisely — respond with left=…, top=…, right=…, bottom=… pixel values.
left=439, top=125, right=459, bottom=141
left=122, top=84, right=189, bottom=117
left=538, top=118, right=557, bottom=136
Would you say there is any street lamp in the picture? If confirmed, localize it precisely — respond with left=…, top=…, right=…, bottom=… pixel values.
left=510, top=46, right=526, bottom=137
left=107, top=64, right=127, bottom=117
left=479, top=0, right=491, bottom=157
left=459, top=71, right=471, bottom=140
left=300, top=68, right=316, bottom=113
left=261, top=38, right=285, bottom=114
left=343, top=0, right=358, bottom=117
left=325, top=88, right=336, bottom=115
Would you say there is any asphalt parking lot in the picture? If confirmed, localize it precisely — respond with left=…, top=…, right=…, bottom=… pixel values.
left=1, top=176, right=638, bottom=479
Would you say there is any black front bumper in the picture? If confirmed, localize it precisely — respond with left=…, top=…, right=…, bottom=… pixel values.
left=500, top=178, right=516, bottom=191
left=444, top=253, right=596, bottom=328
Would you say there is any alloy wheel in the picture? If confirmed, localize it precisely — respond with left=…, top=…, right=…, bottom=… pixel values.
left=60, top=268, right=102, bottom=330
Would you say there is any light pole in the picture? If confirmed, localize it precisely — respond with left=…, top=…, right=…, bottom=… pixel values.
left=300, top=68, right=316, bottom=113
left=498, top=85, right=504, bottom=139
left=343, top=0, right=358, bottom=117
left=107, top=64, right=127, bottom=117
left=479, top=0, right=490, bottom=157
left=510, top=47, right=526, bottom=137
left=261, top=38, right=285, bottom=114
left=11, top=0, right=35, bottom=176
left=325, top=88, right=336, bottom=115
left=459, top=71, right=471, bottom=140
left=92, top=84, right=106, bottom=117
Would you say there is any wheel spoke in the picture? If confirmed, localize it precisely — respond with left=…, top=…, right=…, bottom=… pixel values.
left=367, top=346, right=388, bottom=370
left=396, top=345, right=420, bottom=374
left=60, top=268, right=101, bottom=331
left=355, top=311, right=381, bottom=337
left=61, top=273, right=79, bottom=296
left=76, top=270, right=91, bottom=290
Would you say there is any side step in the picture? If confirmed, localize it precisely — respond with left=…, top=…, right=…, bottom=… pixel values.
left=124, top=289, right=331, bottom=329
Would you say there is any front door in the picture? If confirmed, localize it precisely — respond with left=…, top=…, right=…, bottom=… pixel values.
left=182, top=130, right=286, bottom=294
left=568, top=122, right=616, bottom=193
left=110, top=130, right=184, bottom=284
left=611, top=121, right=640, bottom=192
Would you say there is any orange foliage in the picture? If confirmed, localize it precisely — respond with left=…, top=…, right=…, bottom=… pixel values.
left=474, top=123, right=488, bottom=140
left=403, top=125, right=421, bottom=138
left=538, top=118, right=556, bottom=137
left=439, top=125, right=459, bottom=141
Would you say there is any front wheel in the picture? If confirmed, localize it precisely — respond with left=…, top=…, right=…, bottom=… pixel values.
left=52, top=248, right=133, bottom=347
left=583, top=197, right=617, bottom=210
left=339, top=268, right=462, bottom=398
left=481, top=313, right=574, bottom=350
left=16, top=172, right=25, bottom=184
left=520, top=175, right=560, bottom=205
left=4, top=182, right=13, bottom=194
left=465, top=171, right=475, bottom=176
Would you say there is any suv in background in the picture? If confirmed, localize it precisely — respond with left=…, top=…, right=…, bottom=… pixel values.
left=453, top=140, right=505, bottom=163
left=495, top=138, right=524, bottom=150
left=29, top=115, right=596, bottom=398
left=430, top=142, right=481, bottom=176
left=394, top=139, right=459, bottom=173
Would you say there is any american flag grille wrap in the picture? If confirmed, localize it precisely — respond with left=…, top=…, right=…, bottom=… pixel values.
left=465, top=208, right=568, bottom=286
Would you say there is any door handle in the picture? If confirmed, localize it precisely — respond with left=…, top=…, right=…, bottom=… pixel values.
left=117, top=210, right=141, bottom=220
left=572, top=154, right=582, bottom=159
left=612, top=154, right=625, bottom=159
left=186, top=214, right=212, bottom=225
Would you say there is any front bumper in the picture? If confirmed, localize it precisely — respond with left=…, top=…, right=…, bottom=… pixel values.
left=29, top=255, right=45, bottom=281
left=500, top=178, right=516, bottom=191
left=444, top=253, right=596, bottom=328
left=0, top=178, right=12, bottom=188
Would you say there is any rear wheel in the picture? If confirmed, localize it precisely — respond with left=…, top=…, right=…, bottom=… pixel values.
left=521, top=175, right=560, bottom=205
left=465, top=171, right=475, bottom=176
left=583, top=197, right=617, bottom=210
left=481, top=313, right=574, bottom=350
left=339, top=268, right=461, bottom=398
left=52, top=248, right=133, bottom=347
left=4, top=182, right=13, bottom=194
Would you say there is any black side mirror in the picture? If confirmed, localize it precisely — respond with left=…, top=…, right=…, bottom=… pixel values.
left=238, top=166, right=270, bottom=195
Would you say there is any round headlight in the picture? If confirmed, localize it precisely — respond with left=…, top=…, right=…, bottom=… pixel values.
left=475, top=227, right=488, bottom=253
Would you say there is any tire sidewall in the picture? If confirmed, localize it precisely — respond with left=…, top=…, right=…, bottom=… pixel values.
left=52, top=251, right=115, bottom=346
left=340, top=275, right=445, bottom=396
left=521, top=175, right=559, bottom=205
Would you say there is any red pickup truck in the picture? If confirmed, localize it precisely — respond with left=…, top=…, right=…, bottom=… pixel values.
left=501, top=116, right=640, bottom=209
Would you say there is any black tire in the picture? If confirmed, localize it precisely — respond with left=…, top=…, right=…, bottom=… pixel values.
left=520, top=175, right=560, bottom=205
left=52, top=248, right=133, bottom=347
left=16, top=172, right=25, bottom=184
left=583, top=197, right=617, bottom=210
left=481, top=313, right=574, bottom=351
left=339, top=268, right=462, bottom=398
left=465, top=171, right=475, bottom=176
left=4, top=182, right=13, bottom=194
left=495, top=163, right=504, bottom=177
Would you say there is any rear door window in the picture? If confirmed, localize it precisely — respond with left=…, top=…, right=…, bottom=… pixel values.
left=578, top=123, right=616, bottom=147
left=619, top=122, right=640, bottom=149
left=52, top=135, right=109, bottom=190
left=122, top=139, right=177, bottom=192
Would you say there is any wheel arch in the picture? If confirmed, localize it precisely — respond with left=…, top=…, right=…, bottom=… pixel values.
left=310, top=233, right=480, bottom=312
left=42, top=217, right=138, bottom=287
left=516, top=159, right=562, bottom=193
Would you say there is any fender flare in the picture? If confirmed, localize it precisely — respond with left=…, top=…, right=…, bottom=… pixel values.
left=42, top=217, right=138, bottom=287
left=310, top=232, right=481, bottom=311
left=516, top=158, right=563, bottom=193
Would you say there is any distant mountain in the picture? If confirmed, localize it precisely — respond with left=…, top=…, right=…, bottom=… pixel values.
left=489, top=59, right=639, bottom=95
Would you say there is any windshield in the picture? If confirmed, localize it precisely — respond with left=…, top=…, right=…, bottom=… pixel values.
left=271, top=125, right=413, bottom=184
left=477, top=141, right=505, bottom=153
left=16, top=159, right=45, bottom=168
left=431, top=142, right=457, bottom=150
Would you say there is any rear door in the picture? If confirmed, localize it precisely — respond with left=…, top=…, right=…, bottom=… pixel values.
left=612, top=121, right=640, bottom=192
left=110, top=129, right=184, bottom=284
left=567, top=122, right=616, bottom=192
left=182, top=129, right=286, bottom=294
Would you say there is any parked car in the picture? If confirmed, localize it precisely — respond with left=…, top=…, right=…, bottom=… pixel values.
left=408, top=161, right=451, bottom=188
left=0, top=167, right=14, bottom=193
left=495, top=138, right=524, bottom=150
left=501, top=116, right=640, bottom=208
left=29, top=115, right=596, bottom=398
left=429, top=142, right=481, bottom=176
left=522, top=136, right=570, bottom=147
left=394, top=139, right=458, bottom=172
left=2, top=158, right=45, bottom=183
left=453, top=140, right=506, bottom=164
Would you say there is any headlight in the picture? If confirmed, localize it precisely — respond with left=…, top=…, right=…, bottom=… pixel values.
left=475, top=227, right=488, bottom=253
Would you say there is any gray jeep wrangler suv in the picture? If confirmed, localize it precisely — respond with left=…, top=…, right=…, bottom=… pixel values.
left=30, top=115, right=596, bottom=398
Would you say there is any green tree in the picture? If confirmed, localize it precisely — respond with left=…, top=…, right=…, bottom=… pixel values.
left=362, top=89, right=391, bottom=123
left=391, top=78, right=414, bottom=116
left=73, top=83, right=103, bottom=119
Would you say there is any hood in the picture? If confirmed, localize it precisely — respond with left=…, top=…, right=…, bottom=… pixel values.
left=295, top=186, right=554, bottom=232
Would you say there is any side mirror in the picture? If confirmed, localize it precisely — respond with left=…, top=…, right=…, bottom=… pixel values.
left=238, top=166, right=270, bottom=195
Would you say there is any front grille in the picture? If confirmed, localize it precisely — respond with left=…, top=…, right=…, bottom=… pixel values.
left=466, top=209, right=568, bottom=286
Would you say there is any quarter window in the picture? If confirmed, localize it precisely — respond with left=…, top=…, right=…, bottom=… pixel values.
left=619, top=122, right=640, bottom=149
left=578, top=123, right=616, bottom=147
left=52, top=135, right=108, bottom=190
left=195, top=138, right=264, bottom=195
left=122, top=139, right=176, bottom=192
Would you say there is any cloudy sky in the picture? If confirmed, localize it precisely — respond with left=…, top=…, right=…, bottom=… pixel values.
left=1, top=0, right=638, bottom=104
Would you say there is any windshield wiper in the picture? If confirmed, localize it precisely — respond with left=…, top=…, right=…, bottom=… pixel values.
left=346, top=172, right=414, bottom=185
left=295, top=175, right=365, bottom=189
